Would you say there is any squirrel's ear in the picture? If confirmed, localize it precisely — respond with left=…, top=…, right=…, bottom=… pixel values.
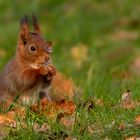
left=32, top=14, right=41, bottom=35
left=44, top=41, right=53, bottom=53
left=19, top=15, right=30, bottom=45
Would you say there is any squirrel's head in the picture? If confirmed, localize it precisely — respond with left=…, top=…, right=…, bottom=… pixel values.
left=17, top=15, right=53, bottom=69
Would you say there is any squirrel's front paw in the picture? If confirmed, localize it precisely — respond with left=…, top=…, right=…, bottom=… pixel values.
left=47, top=65, right=56, bottom=76
left=46, top=65, right=56, bottom=81
left=39, top=64, right=56, bottom=77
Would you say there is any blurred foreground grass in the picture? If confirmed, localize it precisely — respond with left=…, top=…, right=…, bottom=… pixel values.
left=1, top=0, right=140, bottom=139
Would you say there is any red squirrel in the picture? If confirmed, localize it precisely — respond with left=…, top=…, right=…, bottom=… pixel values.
left=0, top=15, right=56, bottom=110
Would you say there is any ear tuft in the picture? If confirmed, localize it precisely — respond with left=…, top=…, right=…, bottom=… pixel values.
left=20, top=15, right=29, bottom=27
left=32, top=14, right=41, bottom=35
left=19, top=15, right=30, bottom=45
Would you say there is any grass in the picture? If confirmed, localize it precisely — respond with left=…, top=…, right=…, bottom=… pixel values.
left=1, top=0, right=140, bottom=139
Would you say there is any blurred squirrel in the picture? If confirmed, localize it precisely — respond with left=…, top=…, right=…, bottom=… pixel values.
left=0, top=15, right=75, bottom=111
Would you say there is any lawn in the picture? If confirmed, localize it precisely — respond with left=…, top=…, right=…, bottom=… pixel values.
left=1, top=0, right=140, bottom=139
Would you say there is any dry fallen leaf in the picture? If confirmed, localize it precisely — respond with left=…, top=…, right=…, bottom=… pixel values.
left=135, top=115, right=140, bottom=125
left=31, top=98, right=76, bottom=119
left=65, top=136, right=77, bottom=140
left=110, top=30, right=139, bottom=41
left=0, top=107, right=27, bottom=129
left=118, top=122, right=125, bottom=130
left=82, top=97, right=104, bottom=112
left=0, top=114, right=16, bottom=127
left=121, top=90, right=135, bottom=109
left=131, top=55, right=140, bottom=76
left=122, top=90, right=131, bottom=103
left=104, top=136, right=111, bottom=140
left=60, top=117, right=75, bottom=129
left=83, top=98, right=95, bottom=112
left=87, top=125, right=95, bottom=134
left=95, top=98, right=104, bottom=107
left=0, top=126, right=11, bottom=140
left=0, top=48, right=6, bottom=58
left=33, top=123, right=50, bottom=132
left=125, top=136, right=136, bottom=140
left=0, top=98, right=76, bottom=132
left=114, top=17, right=140, bottom=27
left=71, top=44, right=88, bottom=69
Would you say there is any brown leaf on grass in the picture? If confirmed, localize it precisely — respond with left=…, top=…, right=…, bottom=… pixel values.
left=33, top=123, right=50, bottom=132
left=0, top=114, right=16, bottom=127
left=55, top=100, right=76, bottom=115
left=118, top=122, right=125, bottom=130
left=87, top=99, right=95, bottom=112
left=114, top=17, right=140, bottom=27
left=104, top=46, right=133, bottom=62
left=0, top=107, right=27, bottom=128
left=31, top=99, right=76, bottom=129
left=121, top=90, right=135, bottom=109
left=0, top=98, right=76, bottom=133
left=95, top=98, right=104, bottom=107
left=112, top=71, right=132, bottom=80
left=71, top=44, right=88, bottom=70
left=114, top=17, right=131, bottom=26
left=125, top=136, right=136, bottom=140
left=83, top=97, right=104, bottom=112
left=60, top=117, right=75, bottom=129
left=0, top=126, right=12, bottom=139
left=82, top=97, right=104, bottom=113
left=134, top=115, right=140, bottom=126
left=87, top=125, right=95, bottom=134
left=82, top=98, right=95, bottom=112
left=65, top=136, right=77, bottom=140
left=122, top=90, right=131, bottom=103
left=113, top=90, right=140, bottom=110
left=104, top=136, right=112, bottom=140
left=31, top=98, right=76, bottom=119
left=131, top=55, right=140, bottom=76
left=0, top=48, right=6, bottom=58
left=127, top=137, right=140, bottom=140
left=110, top=30, right=139, bottom=41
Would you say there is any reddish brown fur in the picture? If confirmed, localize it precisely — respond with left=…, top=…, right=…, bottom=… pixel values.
left=0, top=16, right=56, bottom=111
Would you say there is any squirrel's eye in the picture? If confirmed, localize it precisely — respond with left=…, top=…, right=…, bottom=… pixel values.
left=29, top=44, right=37, bottom=52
